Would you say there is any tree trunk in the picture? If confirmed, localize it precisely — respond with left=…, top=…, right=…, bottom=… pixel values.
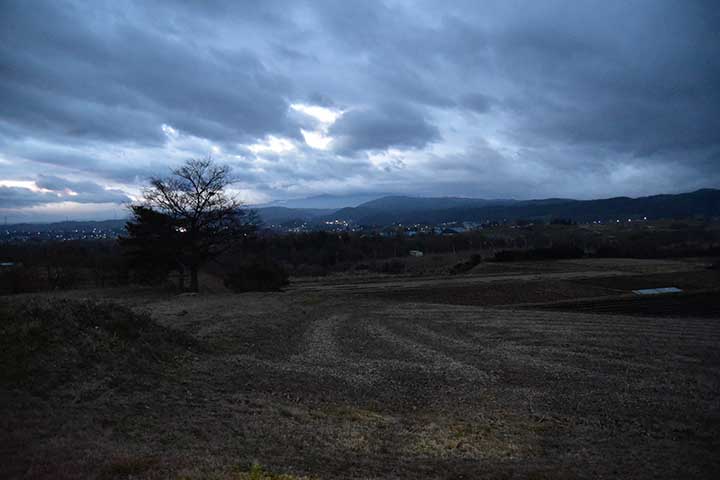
left=178, top=264, right=185, bottom=291
left=190, top=264, right=199, bottom=292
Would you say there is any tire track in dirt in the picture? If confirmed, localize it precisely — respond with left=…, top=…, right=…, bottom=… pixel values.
left=293, top=314, right=345, bottom=364
left=365, top=323, right=493, bottom=382
left=228, top=310, right=496, bottom=388
left=228, top=314, right=377, bottom=385
left=368, top=304, right=720, bottom=388
left=225, top=299, right=720, bottom=411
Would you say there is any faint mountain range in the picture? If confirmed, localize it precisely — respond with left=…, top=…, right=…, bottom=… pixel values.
left=322, top=189, right=720, bottom=225
left=251, top=193, right=518, bottom=224
left=7, top=189, right=720, bottom=231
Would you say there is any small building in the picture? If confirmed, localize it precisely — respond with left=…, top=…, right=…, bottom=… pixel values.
left=633, top=287, right=682, bottom=295
left=409, top=250, right=424, bottom=257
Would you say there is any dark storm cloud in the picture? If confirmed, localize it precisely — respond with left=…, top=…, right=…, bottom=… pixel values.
left=459, top=94, right=495, bottom=114
left=486, top=1, right=720, bottom=159
left=1, top=0, right=719, bottom=219
left=0, top=0, right=298, bottom=146
left=0, top=187, right=59, bottom=209
left=330, top=104, right=440, bottom=154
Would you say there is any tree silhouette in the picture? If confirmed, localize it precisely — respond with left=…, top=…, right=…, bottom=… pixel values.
left=119, top=205, right=183, bottom=285
left=121, top=158, right=252, bottom=291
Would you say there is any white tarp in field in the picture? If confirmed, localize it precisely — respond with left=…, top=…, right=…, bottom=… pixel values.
left=633, top=287, right=683, bottom=295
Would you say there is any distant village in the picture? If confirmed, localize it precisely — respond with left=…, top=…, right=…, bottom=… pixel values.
left=264, top=217, right=653, bottom=236
left=1, top=224, right=126, bottom=243
left=277, top=219, right=494, bottom=235
left=1, top=215, right=659, bottom=244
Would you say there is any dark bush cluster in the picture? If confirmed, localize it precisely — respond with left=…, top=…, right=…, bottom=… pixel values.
left=0, top=241, right=128, bottom=294
left=450, top=254, right=484, bottom=274
left=2, top=220, right=719, bottom=291
left=223, top=260, right=289, bottom=292
left=379, top=259, right=407, bottom=275
left=254, top=230, right=516, bottom=276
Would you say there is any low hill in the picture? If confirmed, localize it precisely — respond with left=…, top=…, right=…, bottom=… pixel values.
left=0, top=298, right=198, bottom=394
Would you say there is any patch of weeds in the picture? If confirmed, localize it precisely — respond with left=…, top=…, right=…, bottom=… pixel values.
left=320, top=405, right=391, bottom=423
left=234, top=462, right=314, bottom=480
left=99, top=455, right=159, bottom=479
left=404, top=420, right=531, bottom=459
left=276, top=404, right=309, bottom=420
left=299, top=294, right=325, bottom=306
left=312, top=406, right=393, bottom=453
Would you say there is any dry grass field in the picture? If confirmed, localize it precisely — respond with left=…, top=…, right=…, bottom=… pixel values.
left=2, top=257, right=720, bottom=479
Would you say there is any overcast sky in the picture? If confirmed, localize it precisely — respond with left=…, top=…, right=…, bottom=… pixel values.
left=1, top=0, right=718, bottom=221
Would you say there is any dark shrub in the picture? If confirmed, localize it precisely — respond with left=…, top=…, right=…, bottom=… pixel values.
left=493, top=250, right=527, bottom=262
left=380, top=259, right=406, bottom=274
left=529, top=245, right=585, bottom=260
left=450, top=254, right=483, bottom=274
left=0, top=267, right=44, bottom=294
left=292, top=263, right=329, bottom=277
left=224, top=260, right=289, bottom=292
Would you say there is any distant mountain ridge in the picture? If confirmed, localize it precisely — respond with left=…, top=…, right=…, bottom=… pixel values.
left=324, top=189, right=720, bottom=225
left=7, top=189, right=720, bottom=231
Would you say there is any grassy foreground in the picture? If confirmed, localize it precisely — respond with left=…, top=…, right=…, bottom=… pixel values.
left=3, top=258, right=720, bottom=479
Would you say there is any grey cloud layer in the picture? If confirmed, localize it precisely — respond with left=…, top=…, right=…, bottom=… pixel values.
left=330, top=104, right=440, bottom=154
left=1, top=176, right=130, bottom=208
left=0, top=1, right=296, bottom=145
left=1, top=0, right=718, bottom=217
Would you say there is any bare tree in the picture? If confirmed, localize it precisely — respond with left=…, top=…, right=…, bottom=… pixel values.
left=126, top=157, right=250, bottom=291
